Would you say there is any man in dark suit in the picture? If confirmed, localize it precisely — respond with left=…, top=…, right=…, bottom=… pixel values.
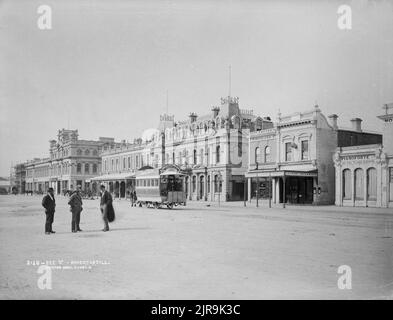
left=42, top=187, right=56, bottom=235
left=100, top=185, right=113, bottom=232
left=68, top=185, right=83, bottom=233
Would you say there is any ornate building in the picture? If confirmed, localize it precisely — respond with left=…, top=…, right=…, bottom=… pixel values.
left=334, top=104, right=393, bottom=208
left=23, top=129, right=118, bottom=195
left=93, top=96, right=270, bottom=201
left=246, top=105, right=382, bottom=205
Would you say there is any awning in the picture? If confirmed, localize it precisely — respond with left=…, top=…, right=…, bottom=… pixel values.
left=245, top=170, right=318, bottom=178
left=91, top=172, right=135, bottom=181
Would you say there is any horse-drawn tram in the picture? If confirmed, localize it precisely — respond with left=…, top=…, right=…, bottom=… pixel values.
left=135, top=165, right=187, bottom=209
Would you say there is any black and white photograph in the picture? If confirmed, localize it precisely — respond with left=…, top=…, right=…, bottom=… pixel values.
left=1, top=0, right=393, bottom=305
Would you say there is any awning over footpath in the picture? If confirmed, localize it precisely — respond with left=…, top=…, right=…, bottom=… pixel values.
left=245, top=170, right=318, bottom=178
left=91, top=172, right=135, bottom=181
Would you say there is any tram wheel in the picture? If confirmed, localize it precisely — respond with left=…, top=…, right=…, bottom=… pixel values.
left=167, top=203, right=173, bottom=209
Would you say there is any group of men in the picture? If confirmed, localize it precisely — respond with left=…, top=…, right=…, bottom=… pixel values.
left=41, top=184, right=115, bottom=234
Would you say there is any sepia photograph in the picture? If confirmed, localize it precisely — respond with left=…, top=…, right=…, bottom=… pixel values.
left=0, top=0, right=393, bottom=306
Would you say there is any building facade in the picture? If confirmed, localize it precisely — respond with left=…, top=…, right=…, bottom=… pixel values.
left=334, top=104, right=393, bottom=208
left=93, top=96, right=270, bottom=201
left=23, top=129, right=118, bottom=195
left=246, top=105, right=382, bottom=205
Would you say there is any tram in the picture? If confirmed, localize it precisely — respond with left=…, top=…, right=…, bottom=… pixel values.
left=135, top=165, right=187, bottom=209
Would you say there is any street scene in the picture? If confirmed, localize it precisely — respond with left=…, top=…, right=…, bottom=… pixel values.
left=1, top=0, right=393, bottom=302
left=1, top=194, right=392, bottom=299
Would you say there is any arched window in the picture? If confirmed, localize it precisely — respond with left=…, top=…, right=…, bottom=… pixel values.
left=207, top=175, right=211, bottom=193
left=342, top=169, right=351, bottom=200
left=354, top=168, right=364, bottom=200
left=216, top=145, right=220, bottom=163
left=265, top=146, right=271, bottom=162
left=85, top=163, right=89, bottom=174
left=77, top=163, right=82, bottom=174
left=255, top=147, right=260, bottom=164
left=367, top=168, right=377, bottom=201
left=192, top=176, right=196, bottom=192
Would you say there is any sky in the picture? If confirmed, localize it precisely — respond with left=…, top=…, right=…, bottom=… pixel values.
left=0, top=0, right=392, bottom=176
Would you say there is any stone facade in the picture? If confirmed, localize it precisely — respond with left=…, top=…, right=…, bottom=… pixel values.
left=246, top=105, right=383, bottom=205
left=334, top=104, right=393, bottom=208
left=94, top=96, right=270, bottom=201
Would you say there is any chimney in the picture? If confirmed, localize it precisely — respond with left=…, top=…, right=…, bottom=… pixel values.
left=189, top=112, right=198, bottom=123
left=350, top=118, right=362, bottom=132
left=212, top=106, right=220, bottom=118
left=328, top=114, right=338, bottom=130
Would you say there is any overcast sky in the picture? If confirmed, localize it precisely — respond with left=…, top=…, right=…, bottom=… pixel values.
left=1, top=0, right=392, bottom=176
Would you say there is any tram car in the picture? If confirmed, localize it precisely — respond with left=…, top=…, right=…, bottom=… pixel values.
left=135, top=165, right=187, bottom=209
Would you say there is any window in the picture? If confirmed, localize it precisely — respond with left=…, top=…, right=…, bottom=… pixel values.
left=116, top=159, right=119, bottom=171
left=128, top=157, right=131, bottom=169
left=111, top=159, right=114, bottom=171
left=367, top=168, right=377, bottom=201
left=136, top=155, right=139, bottom=168
left=193, top=149, right=197, bottom=164
left=77, top=149, right=82, bottom=156
left=77, top=163, right=82, bottom=174
left=354, top=168, right=364, bottom=200
left=85, top=163, right=89, bottom=174
left=216, top=145, right=220, bottom=163
left=85, top=149, right=90, bottom=156
left=390, top=168, right=393, bottom=201
left=265, top=146, right=271, bottom=163
left=93, top=149, right=98, bottom=156
left=301, top=140, right=309, bottom=160
left=342, top=169, right=351, bottom=200
left=93, top=164, right=98, bottom=174
left=214, top=175, right=222, bottom=193
left=192, top=176, right=196, bottom=192
left=285, top=142, right=292, bottom=162
left=255, top=147, right=260, bottom=164
left=172, top=152, right=175, bottom=164
left=207, top=175, right=210, bottom=193
left=123, top=157, right=126, bottom=170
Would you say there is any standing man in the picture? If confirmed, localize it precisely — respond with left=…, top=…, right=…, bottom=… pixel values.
left=100, top=185, right=114, bottom=232
left=42, top=187, right=56, bottom=235
left=68, top=185, right=83, bottom=233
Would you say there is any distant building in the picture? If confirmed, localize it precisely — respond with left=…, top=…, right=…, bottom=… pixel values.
left=334, top=104, right=393, bottom=208
left=0, top=177, right=11, bottom=194
left=22, top=129, right=118, bottom=195
left=246, top=105, right=382, bottom=205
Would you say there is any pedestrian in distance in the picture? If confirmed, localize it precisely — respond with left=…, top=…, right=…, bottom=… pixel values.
left=68, top=185, right=83, bottom=233
left=41, top=187, right=56, bottom=235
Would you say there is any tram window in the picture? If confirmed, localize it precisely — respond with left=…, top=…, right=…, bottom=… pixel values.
left=175, top=177, right=183, bottom=191
left=155, top=179, right=159, bottom=186
left=143, top=180, right=146, bottom=187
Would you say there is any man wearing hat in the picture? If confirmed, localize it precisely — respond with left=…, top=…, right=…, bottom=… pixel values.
left=100, top=184, right=114, bottom=232
left=68, top=185, right=83, bottom=233
left=42, top=187, right=56, bottom=235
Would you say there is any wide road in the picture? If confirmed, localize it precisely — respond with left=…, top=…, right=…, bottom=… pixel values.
left=0, top=195, right=392, bottom=299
